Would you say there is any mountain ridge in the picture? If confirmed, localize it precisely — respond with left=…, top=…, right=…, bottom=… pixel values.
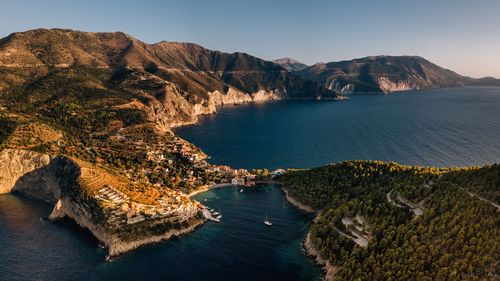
left=273, top=57, right=308, bottom=71
left=0, top=28, right=339, bottom=132
left=295, top=55, right=500, bottom=93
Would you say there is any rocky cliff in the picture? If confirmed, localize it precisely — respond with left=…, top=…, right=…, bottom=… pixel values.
left=296, top=56, right=466, bottom=93
left=0, top=149, right=205, bottom=257
left=0, top=149, right=59, bottom=201
left=0, top=28, right=336, bottom=129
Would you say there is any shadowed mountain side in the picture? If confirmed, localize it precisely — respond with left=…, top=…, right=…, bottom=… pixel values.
left=0, top=28, right=337, bottom=128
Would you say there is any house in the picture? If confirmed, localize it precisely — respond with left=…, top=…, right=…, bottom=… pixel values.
left=231, top=177, right=245, bottom=185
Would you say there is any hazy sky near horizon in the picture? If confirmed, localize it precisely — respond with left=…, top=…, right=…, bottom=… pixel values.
left=1, top=0, right=499, bottom=78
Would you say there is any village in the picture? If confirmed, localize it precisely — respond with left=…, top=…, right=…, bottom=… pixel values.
left=93, top=184, right=201, bottom=227
left=121, top=135, right=265, bottom=193
left=90, top=133, right=286, bottom=228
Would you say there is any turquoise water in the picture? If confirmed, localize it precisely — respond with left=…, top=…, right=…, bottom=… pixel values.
left=176, top=87, right=500, bottom=169
left=2, top=86, right=500, bottom=281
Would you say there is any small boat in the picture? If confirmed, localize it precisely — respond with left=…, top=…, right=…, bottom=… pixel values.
left=216, top=215, right=222, bottom=220
left=264, top=215, right=272, bottom=226
left=240, top=189, right=244, bottom=193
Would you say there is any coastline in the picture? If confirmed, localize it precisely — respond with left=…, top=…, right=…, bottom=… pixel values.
left=49, top=197, right=207, bottom=259
left=188, top=183, right=233, bottom=198
left=303, top=232, right=337, bottom=280
left=281, top=187, right=316, bottom=213
left=281, top=186, right=336, bottom=279
left=107, top=217, right=205, bottom=259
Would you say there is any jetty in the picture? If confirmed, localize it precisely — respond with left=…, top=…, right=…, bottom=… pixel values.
left=202, top=208, right=220, bottom=223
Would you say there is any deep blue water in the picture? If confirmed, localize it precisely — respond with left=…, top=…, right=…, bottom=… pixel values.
left=2, top=86, right=500, bottom=281
left=176, top=87, right=500, bottom=169
left=0, top=186, right=318, bottom=281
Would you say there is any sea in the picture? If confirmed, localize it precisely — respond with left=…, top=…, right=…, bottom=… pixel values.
left=1, top=87, right=500, bottom=281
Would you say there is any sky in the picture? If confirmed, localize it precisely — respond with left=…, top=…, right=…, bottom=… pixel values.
left=1, top=0, right=499, bottom=78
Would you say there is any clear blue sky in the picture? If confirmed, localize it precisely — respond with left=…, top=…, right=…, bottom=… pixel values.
left=1, top=0, right=499, bottom=78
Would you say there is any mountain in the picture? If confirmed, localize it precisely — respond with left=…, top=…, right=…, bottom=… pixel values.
left=273, top=57, right=308, bottom=71
left=296, top=55, right=466, bottom=93
left=0, top=28, right=336, bottom=128
left=462, top=76, right=500, bottom=87
left=0, top=28, right=341, bottom=256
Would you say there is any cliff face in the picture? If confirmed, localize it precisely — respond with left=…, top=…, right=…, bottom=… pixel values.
left=0, top=149, right=59, bottom=201
left=0, top=28, right=336, bottom=130
left=297, top=56, right=465, bottom=93
left=0, top=150, right=205, bottom=257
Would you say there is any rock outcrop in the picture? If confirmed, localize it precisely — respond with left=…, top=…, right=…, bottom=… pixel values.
left=0, top=150, right=205, bottom=257
left=0, top=149, right=59, bottom=201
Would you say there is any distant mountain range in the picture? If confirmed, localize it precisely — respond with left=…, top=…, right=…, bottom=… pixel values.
left=274, top=55, right=500, bottom=93
left=272, top=57, right=308, bottom=71
left=0, top=29, right=499, bottom=127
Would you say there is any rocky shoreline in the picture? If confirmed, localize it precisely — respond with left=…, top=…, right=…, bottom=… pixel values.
left=281, top=187, right=316, bottom=213
left=281, top=186, right=337, bottom=280
left=107, top=218, right=205, bottom=258
left=48, top=197, right=206, bottom=259
left=303, top=232, right=337, bottom=280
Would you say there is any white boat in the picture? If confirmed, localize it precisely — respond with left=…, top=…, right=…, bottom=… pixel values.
left=264, top=215, right=272, bottom=226
left=216, top=215, right=222, bottom=220
left=240, top=189, right=244, bottom=192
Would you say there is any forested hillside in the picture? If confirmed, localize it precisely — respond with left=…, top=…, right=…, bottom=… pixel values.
left=281, top=161, right=499, bottom=280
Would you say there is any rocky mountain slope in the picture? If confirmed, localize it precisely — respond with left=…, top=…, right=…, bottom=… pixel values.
left=0, top=28, right=336, bottom=129
left=273, top=57, right=308, bottom=71
left=296, top=56, right=466, bottom=93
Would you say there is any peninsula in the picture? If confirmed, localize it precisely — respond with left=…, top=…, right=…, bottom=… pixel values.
left=279, top=161, right=500, bottom=280
left=1, top=28, right=499, bottom=274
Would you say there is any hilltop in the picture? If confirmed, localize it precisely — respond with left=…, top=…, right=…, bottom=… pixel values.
left=273, top=57, right=308, bottom=71
left=0, top=28, right=336, bottom=129
left=295, top=55, right=500, bottom=93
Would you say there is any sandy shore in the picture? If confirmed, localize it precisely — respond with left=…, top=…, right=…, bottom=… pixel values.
left=188, top=183, right=233, bottom=198
left=281, top=187, right=316, bottom=213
